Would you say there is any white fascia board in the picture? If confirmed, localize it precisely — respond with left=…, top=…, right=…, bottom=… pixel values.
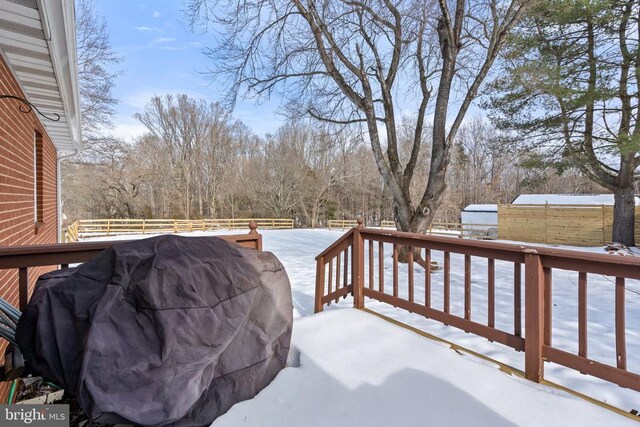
left=37, top=0, right=82, bottom=153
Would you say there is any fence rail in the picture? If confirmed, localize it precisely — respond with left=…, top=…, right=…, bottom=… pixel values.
left=314, top=225, right=640, bottom=393
left=64, top=218, right=293, bottom=242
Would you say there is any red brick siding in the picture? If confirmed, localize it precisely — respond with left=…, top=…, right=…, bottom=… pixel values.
left=0, top=54, right=59, bottom=401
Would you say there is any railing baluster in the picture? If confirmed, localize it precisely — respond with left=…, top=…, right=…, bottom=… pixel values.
left=408, top=247, right=414, bottom=303
left=393, top=244, right=398, bottom=298
left=335, top=253, right=341, bottom=303
left=378, top=241, right=384, bottom=293
left=578, top=272, right=587, bottom=358
left=327, top=258, right=333, bottom=306
left=544, top=267, right=552, bottom=346
left=368, top=240, right=374, bottom=290
left=18, top=267, right=28, bottom=311
left=314, top=257, right=325, bottom=313
left=488, top=259, right=495, bottom=328
left=444, top=252, right=450, bottom=314
left=353, top=228, right=364, bottom=308
left=616, top=277, right=626, bottom=370
left=464, top=254, right=471, bottom=320
left=514, top=263, right=522, bottom=337
left=342, top=248, right=348, bottom=301
left=425, top=248, right=431, bottom=307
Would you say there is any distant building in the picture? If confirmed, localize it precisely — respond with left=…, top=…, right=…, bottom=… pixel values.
left=461, top=204, right=498, bottom=232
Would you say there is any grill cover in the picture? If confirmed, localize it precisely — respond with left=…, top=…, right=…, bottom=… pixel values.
left=16, top=235, right=293, bottom=426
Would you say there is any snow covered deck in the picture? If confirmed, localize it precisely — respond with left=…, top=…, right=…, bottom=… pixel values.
left=79, top=228, right=640, bottom=420
left=213, top=309, right=633, bottom=426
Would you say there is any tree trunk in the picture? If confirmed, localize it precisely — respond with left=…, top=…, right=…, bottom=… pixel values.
left=612, top=185, right=635, bottom=246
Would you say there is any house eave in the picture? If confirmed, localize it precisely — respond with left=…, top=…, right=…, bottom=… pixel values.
left=0, top=0, right=81, bottom=154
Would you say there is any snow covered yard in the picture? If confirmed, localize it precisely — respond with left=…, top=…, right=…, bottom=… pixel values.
left=214, top=309, right=634, bottom=427
left=82, top=228, right=640, bottom=421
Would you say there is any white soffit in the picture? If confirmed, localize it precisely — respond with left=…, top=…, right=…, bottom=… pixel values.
left=0, top=0, right=81, bottom=154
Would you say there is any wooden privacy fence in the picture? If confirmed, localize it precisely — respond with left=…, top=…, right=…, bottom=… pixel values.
left=329, top=219, right=495, bottom=239
left=314, top=225, right=640, bottom=393
left=498, top=204, right=640, bottom=246
left=64, top=218, right=293, bottom=242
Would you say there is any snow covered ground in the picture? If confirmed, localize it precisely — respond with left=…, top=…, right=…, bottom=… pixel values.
left=82, top=228, right=640, bottom=421
left=214, top=309, right=635, bottom=426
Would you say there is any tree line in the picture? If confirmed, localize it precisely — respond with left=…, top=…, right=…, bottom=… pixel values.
left=63, top=94, right=601, bottom=226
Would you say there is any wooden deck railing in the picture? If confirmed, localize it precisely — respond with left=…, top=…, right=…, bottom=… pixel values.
left=64, top=218, right=293, bottom=242
left=314, top=223, right=640, bottom=392
left=1, top=224, right=262, bottom=311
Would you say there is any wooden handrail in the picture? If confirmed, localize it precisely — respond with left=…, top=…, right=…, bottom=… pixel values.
left=315, top=228, right=354, bottom=260
left=314, top=226, right=640, bottom=394
left=0, top=225, right=262, bottom=311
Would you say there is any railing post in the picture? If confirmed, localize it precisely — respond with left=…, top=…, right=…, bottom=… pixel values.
left=248, top=220, right=258, bottom=235
left=107, top=219, right=111, bottom=236
left=315, top=256, right=326, bottom=313
left=353, top=220, right=365, bottom=309
left=524, top=250, right=545, bottom=382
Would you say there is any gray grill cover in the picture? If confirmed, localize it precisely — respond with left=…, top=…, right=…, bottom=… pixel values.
left=16, top=235, right=293, bottom=426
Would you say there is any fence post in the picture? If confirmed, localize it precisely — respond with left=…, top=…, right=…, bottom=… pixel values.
left=601, top=204, right=606, bottom=244
left=107, top=219, right=111, bottom=236
left=544, top=203, right=548, bottom=244
left=524, top=250, right=545, bottom=382
left=352, top=219, right=365, bottom=309
left=173, top=219, right=178, bottom=233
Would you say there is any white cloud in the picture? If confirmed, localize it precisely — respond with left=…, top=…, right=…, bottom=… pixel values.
left=153, top=37, right=176, bottom=43
left=152, top=11, right=161, bottom=18
left=110, top=120, right=149, bottom=143
left=132, top=25, right=164, bottom=33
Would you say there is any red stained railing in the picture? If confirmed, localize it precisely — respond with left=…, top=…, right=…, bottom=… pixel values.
left=315, top=224, right=640, bottom=392
left=0, top=224, right=262, bottom=311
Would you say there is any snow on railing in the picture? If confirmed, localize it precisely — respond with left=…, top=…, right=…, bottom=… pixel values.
left=315, top=222, right=640, bottom=392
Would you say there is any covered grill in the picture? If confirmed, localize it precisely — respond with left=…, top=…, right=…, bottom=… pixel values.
left=16, top=235, right=293, bottom=426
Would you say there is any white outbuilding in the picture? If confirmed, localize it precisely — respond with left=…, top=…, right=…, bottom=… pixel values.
left=461, top=204, right=498, bottom=232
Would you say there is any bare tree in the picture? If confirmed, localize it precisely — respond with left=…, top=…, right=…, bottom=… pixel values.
left=135, top=95, right=213, bottom=219
left=75, top=0, right=122, bottom=137
left=186, top=0, right=529, bottom=257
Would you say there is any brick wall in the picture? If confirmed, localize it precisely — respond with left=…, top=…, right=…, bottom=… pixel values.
left=0, top=54, right=59, bottom=402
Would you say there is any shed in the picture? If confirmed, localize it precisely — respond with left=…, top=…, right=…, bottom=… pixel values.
left=461, top=204, right=497, bottom=231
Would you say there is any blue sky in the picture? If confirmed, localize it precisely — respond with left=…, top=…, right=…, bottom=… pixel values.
left=93, top=0, right=284, bottom=142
